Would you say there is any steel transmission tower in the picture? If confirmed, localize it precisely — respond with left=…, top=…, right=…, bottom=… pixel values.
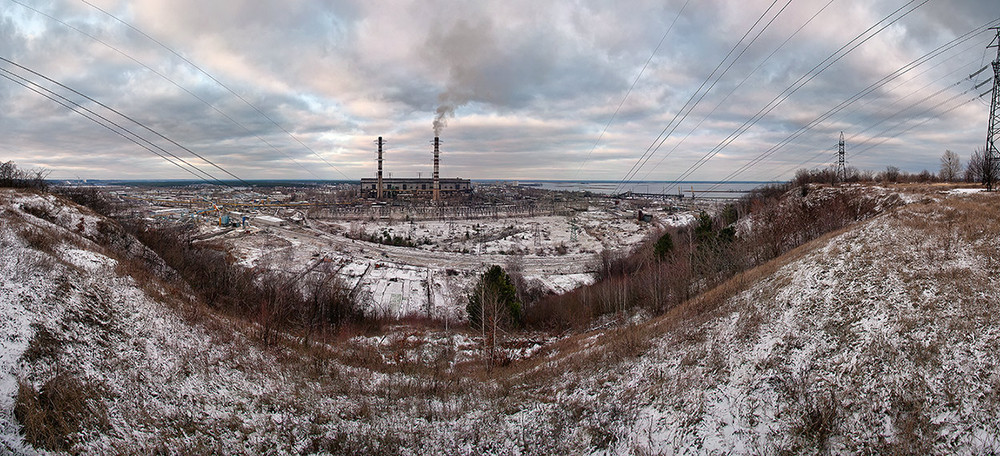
left=986, top=27, right=1000, bottom=191
left=837, top=131, right=846, bottom=183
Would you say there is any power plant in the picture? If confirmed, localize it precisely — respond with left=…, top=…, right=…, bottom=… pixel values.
left=361, top=136, right=471, bottom=200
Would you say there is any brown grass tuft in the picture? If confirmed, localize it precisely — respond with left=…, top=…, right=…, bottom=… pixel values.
left=14, top=373, right=107, bottom=452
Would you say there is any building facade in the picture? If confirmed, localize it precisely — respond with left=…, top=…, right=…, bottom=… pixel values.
left=360, top=177, right=471, bottom=198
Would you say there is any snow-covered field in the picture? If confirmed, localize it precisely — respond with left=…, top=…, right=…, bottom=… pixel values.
left=220, top=202, right=692, bottom=318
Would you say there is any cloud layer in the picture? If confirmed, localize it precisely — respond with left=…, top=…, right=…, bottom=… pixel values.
left=0, top=0, right=997, bottom=181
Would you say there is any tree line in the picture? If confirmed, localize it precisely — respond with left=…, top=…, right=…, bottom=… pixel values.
left=0, top=161, right=49, bottom=190
left=792, top=148, right=997, bottom=187
left=475, top=182, right=895, bottom=336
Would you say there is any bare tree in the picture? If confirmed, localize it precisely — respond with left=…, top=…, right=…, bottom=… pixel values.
left=504, top=254, right=528, bottom=307
left=881, top=166, right=901, bottom=183
left=467, top=266, right=521, bottom=368
left=939, top=150, right=962, bottom=182
left=965, top=148, right=999, bottom=190
left=0, top=161, right=49, bottom=190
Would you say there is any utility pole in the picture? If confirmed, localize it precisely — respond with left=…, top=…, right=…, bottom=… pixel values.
left=985, top=27, right=1000, bottom=191
left=837, top=131, right=847, bottom=184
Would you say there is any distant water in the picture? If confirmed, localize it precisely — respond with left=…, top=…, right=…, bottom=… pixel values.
left=485, top=180, right=778, bottom=198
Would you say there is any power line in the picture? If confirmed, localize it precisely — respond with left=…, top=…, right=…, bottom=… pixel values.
left=7, top=0, right=329, bottom=181
left=0, top=56, right=252, bottom=187
left=759, top=51, right=991, bottom=182
left=847, top=90, right=991, bottom=160
left=665, top=0, right=928, bottom=192
left=718, top=25, right=998, bottom=185
left=627, top=0, right=797, bottom=189
left=0, top=68, right=223, bottom=184
left=572, top=0, right=691, bottom=179
left=76, top=0, right=352, bottom=181
left=661, top=0, right=929, bottom=195
left=612, top=0, right=789, bottom=195
left=636, top=0, right=838, bottom=183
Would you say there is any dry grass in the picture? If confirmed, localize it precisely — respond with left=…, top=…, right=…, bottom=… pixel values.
left=21, top=324, right=62, bottom=363
left=14, top=373, right=108, bottom=452
left=18, top=225, right=59, bottom=254
left=20, top=203, right=54, bottom=223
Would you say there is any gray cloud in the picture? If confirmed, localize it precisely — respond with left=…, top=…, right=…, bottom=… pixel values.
left=0, top=0, right=997, bottom=181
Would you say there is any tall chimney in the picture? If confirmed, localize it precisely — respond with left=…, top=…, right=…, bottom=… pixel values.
left=433, top=136, right=440, bottom=202
left=377, top=136, right=384, bottom=199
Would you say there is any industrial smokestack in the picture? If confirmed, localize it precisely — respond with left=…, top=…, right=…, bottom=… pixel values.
left=433, top=137, right=440, bottom=202
left=377, top=136, right=384, bottom=199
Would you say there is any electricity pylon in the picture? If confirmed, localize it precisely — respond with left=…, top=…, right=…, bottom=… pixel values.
left=985, top=28, right=1000, bottom=191
left=836, top=131, right=846, bottom=183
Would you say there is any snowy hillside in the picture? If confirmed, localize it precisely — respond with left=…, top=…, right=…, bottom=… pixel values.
left=3, top=186, right=1000, bottom=454
left=532, top=189, right=1000, bottom=454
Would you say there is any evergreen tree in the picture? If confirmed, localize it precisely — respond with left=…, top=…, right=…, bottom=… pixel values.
left=653, top=232, right=673, bottom=260
left=467, top=265, right=522, bottom=329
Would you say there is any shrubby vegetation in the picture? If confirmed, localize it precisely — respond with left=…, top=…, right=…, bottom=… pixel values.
left=345, top=228, right=428, bottom=247
left=523, top=183, right=895, bottom=330
left=467, top=265, right=523, bottom=367
left=122, top=222, right=370, bottom=341
left=0, top=161, right=49, bottom=190
left=791, top=148, right=996, bottom=186
left=52, top=179, right=373, bottom=341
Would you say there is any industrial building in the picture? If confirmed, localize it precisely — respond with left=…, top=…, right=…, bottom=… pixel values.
left=362, top=136, right=471, bottom=200
left=360, top=177, right=471, bottom=196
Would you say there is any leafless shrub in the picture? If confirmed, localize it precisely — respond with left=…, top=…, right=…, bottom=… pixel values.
left=527, top=184, right=891, bottom=332
left=21, top=203, right=54, bottom=222
left=105, top=220, right=372, bottom=344
left=781, top=373, right=840, bottom=455
left=56, top=186, right=124, bottom=218
left=0, top=161, right=49, bottom=190
left=965, top=147, right=999, bottom=189
left=19, top=226, right=58, bottom=254
left=607, top=323, right=649, bottom=361
left=21, top=324, right=62, bottom=363
left=14, top=373, right=107, bottom=452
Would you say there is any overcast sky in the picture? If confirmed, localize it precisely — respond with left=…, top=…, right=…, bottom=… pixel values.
left=1, top=0, right=998, bottom=181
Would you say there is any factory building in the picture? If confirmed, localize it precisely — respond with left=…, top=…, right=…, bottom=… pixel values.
left=362, top=136, right=471, bottom=199
left=360, top=177, right=471, bottom=197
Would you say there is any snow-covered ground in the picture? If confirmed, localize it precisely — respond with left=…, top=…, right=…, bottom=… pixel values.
left=550, top=191, right=1000, bottom=454
left=6, top=186, right=1000, bottom=454
left=221, top=202, right=693, bottom=318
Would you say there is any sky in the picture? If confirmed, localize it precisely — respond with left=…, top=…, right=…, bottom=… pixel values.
left=0, top=0, right=998, bottom=182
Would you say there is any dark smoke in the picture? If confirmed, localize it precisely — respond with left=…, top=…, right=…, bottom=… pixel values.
left=434, top=103, right=453, bottom=136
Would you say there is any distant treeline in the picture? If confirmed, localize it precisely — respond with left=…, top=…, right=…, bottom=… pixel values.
left=0, top=161, right=49, bottom=190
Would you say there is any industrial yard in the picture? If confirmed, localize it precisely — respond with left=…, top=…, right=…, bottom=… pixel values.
left=118, top=180, right=705, bottom=319
left=97, top=136, right=712, bottom=319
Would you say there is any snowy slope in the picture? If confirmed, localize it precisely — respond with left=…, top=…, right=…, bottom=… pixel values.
left=0, top=190, right=348, bottom=453
left=533, top=190, right=1000, bottom=454
left=4, top=186, right=1000, bottom=454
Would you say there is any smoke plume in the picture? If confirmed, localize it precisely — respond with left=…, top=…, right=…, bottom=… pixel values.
left=433, top=103, right=453, bottom=136
left=426, top=18, right=495, bottom=136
